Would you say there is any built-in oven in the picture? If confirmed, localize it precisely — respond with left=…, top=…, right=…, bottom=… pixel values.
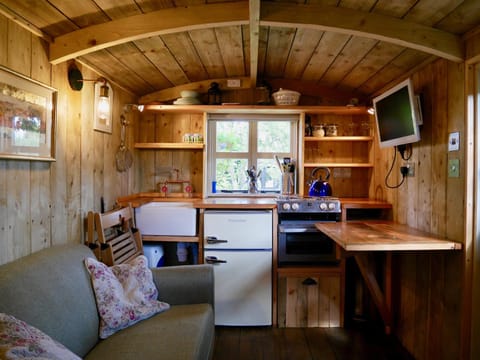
left=276, top=197, right=341, bottom=266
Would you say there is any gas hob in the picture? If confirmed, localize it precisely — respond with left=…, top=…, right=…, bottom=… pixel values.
left=276, top=196, right=341, bottom=214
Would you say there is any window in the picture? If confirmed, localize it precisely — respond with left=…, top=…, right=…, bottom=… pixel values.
left=207, top=114, right=298, bottom=195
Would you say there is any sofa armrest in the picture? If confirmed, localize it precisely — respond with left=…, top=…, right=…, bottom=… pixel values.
left=151, top=264, right=214, bottom=306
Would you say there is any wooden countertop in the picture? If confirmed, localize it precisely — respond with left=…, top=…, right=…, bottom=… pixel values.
left=118, top=194, right=390, bottom=211
left=117, top=193, right=277, bottom=209
left=315, top=221, right=462, bottom=251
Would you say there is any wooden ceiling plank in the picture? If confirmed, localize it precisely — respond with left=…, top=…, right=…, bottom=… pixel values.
left=242, top=25, right=251, bottom=79
left=135, top=36, right=189, bottom=86
left=339, top=41, right=405, bottom=91
left=301, top=32, right=350, bottom=82
left=215, top=25, right=245, bottom=77
left=188, top=28, right=227, bottom=79
left=264, top=27, right=296, bottom=78
left=284, top=28, right=323, bottom=79
left=47, top=0, right=109, bottom=28
left=0, top=0, right=77, bottom=38
left=357, top=49, right=433, bottom=96
left=256, top=27, right=269, bottom=82
left=105, top=42, right=172, bottom=91
left=403, top=0, right=463, bottom=27
left=370, top=0, right=417, bottom=18
left=139, top=77, right=252, bottom=104
left=0, top=3, right=52, bottom=42
left=320, top=36, right=378, bottom=88
left=161, top=32, right=209, bottom=82
left=49, top=2, right=249, bottom=64
left=260, top=2, right=464, bottom=62
left=78, top=49, right=154, bottom=95
left=434, top=0, right=480, bottom=35
left=93, top=0, right=143, bottom=19
left=249, top=0, right=260, bottom=87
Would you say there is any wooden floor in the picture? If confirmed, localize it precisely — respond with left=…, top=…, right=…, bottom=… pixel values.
left=213, top=325, right=415, bottom=360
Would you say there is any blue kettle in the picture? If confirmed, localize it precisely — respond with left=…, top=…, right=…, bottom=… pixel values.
left=308, top=167, right=332, bottom=197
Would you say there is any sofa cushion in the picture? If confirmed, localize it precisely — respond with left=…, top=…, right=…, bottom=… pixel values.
left=84, top=303, right=214, bottom=360
left=0, top=245, right=100, bottom=358
left=0, top=313, right=81, bottom=360
left=85, top=256, right=170, bottom=339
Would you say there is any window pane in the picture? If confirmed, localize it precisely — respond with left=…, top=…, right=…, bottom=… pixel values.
left=257, top=159, right=282, bottom=192
left=216, top=121, right=248, bottom=152
left=258, top=121, right=291, bottom=152
left=216, top=158, right=249, bottom=191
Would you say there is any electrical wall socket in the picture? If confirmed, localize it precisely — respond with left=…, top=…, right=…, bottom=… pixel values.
left=406, top=163, right=415, bottom=177
left=402, top=163, right=415, bottom=177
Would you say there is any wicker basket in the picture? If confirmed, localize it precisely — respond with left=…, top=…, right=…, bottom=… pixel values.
left=272, top=88, right=301, bottom=106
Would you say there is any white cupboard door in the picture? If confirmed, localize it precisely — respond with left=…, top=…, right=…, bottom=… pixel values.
left=206, top=250, right=272, bottom=326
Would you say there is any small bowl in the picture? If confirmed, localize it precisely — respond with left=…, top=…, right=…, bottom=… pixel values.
left=180, top=90, right=199, bottom=98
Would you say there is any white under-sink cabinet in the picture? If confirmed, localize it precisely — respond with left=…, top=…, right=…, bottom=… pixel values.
left=203, top=210, right=273, bottom=326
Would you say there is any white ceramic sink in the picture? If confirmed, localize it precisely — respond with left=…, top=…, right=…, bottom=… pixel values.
left=135, top=202, right=197, bottom=236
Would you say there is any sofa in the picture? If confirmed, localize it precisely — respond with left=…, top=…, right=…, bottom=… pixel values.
left=0, top=244, right=215, bottom=359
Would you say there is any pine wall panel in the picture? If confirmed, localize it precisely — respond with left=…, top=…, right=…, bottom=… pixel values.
left=0, top=15, right=138, bottom=265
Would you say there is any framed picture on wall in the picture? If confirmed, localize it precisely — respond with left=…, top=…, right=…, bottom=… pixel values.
left=0, top=66, right=57, bottom=161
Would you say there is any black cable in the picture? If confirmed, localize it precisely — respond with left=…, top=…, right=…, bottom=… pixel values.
left=385, top=146, right=406, bottom=189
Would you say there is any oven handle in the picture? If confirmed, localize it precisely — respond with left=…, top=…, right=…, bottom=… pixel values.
left=278, top=226, right=320, bottom=233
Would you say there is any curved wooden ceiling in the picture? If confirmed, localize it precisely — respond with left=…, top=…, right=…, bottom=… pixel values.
left=1, top=0, right=479, bottom=104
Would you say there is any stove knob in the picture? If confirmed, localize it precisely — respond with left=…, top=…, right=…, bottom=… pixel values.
left=282, top=203, right=291, bottom=211
left=328, top=202, right=336, bottom=210
left=319, top=202, right=328, bottom=210
left=291, top=203, right=300, bottom=211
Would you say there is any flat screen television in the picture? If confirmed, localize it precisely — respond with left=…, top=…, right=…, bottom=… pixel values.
left=373, top=78, right=421, bottom=148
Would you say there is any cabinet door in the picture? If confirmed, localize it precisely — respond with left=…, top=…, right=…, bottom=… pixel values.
left=278, top=274, right=341, bottom=328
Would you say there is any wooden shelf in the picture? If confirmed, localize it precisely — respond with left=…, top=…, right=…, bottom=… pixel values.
left=142, top=104, right=368, bottom=115
left=303, top=162, right=374, bottom=168
left=135, top=142, right=204, bottom=150
left=304, top=136, right=373, bottom=142
left=142, top=235, right=200, bottom=243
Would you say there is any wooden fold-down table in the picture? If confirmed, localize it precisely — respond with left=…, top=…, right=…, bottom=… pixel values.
left=315, top=221, right=462, bottom=334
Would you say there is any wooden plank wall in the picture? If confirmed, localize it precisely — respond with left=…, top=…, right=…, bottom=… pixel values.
left=369, top=58, right=465, bottom=360
left=0, top=15, right=137, bottom=265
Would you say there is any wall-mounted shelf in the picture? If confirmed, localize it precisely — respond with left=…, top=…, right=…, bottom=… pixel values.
left=304, top=136, right=373, bottom=142
left=303, top=162, right=374, bottom=168
left=135, top=142, right=204, bottom=150
left=142, top=104, right=368, bottom=115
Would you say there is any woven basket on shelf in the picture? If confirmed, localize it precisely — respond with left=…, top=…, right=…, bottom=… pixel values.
left=272, top=88, right=301, bottom=106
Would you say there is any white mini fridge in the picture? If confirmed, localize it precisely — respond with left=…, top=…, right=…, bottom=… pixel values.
left=204, top=210, right=272, bottom=326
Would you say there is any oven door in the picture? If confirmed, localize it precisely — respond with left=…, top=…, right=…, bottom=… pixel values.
left=278, top=223, right=339, bottom=266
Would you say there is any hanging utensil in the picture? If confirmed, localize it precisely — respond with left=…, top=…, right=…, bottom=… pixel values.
left=116, top=114, right=133, bottom=172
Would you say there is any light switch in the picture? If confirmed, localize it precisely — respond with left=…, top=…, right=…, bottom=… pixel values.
left=448, top=158, right=460, bottom=178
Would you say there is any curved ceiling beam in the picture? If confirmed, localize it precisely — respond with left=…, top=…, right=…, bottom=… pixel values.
left=49, top=2, right=249, bottom=64
left=261, top=2, right=464, bottom=63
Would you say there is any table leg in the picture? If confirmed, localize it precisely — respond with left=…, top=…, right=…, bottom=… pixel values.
left=354, top=253, right=392, bottom=334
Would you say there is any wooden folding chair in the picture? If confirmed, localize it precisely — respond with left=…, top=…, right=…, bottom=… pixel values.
left=88, top=205, right=143, bottom=266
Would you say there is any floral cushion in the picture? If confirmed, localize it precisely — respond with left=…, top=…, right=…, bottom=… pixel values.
left=0, top=313, right=81, bottom=359
left=84, top=255, right=170, bottom=339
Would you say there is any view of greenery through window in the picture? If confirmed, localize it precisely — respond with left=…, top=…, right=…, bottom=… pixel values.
left=212, top=120, right=294, bottom=193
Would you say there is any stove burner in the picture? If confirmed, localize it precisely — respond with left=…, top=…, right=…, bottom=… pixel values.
left=276, top=196, right=341, bottom=214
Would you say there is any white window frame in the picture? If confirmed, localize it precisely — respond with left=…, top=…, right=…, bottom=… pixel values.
left=206, top=113, right=299, bottom=196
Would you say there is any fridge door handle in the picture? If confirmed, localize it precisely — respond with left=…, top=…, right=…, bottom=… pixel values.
left=206, top=236, right=228, bottom=244
left=205, top=256, right=227, bottom=264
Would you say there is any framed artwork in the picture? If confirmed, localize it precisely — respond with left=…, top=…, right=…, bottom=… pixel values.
left=93, top=80, right=113, bottom=133
left=0, top=66, right=57, bottom=161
